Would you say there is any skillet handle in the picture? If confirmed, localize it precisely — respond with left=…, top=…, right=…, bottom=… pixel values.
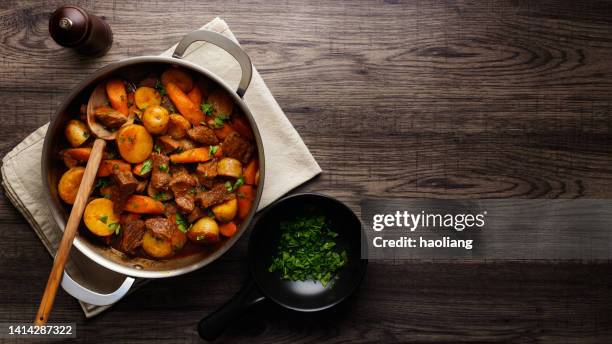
left=172, top=30, right=253, bottom=98
left=198, top=278, right=265, bottom=341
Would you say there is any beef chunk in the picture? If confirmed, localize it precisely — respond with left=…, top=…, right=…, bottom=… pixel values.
left=150, top=153, right=171, bottom=189
left=171, top=165, right=189, bottom=176
left=95, top=106, right=128, bottom=129
left=118, top=214, right=145, bottom=255
left=157, top=136, right=180, bottom=154
left=112, top=170, right=138, bottom=191
left=196, top=183, right=236, bottom=208
left=164, top=202, right=178, bottom=217
left=223, top=132, right=254, bottom=164
left=110, top=170, right=138, bottom=213
left=169, top=172, right=197, bottom=213
left=145, top=217, right=173, bottom=240
left=187, top=126, right=218, bottom=145
left=197, top=160, right=218, bottom=179
left=187, top=206, right=207, bottom=223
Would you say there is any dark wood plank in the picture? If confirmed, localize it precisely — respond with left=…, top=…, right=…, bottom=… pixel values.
left=1, top=0, right=612, bottom=342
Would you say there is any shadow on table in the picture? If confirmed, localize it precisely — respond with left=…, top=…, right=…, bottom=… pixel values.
left=221, top=283, right=364, bottom=340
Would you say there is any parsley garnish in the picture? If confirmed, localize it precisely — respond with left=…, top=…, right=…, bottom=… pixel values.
left=212, top=114, right=229, bottom=128
left=209, top=145, right=219, bottom=156
left=158, top=164, right=169, bottom=172
left=108, top=222, right=121, bottom=235
left=196, top=235, right=205, bottom=241
left=155, top=80, right=167, bottom=96
left=225, top=176, right=244, bottom=192
left=154, top=144, right=162, bottom=154
left=99, top=215, right=108, bottom=224
left=139, top=159, right=152, bottom=174
left=201, top=103, right=214, bottom=116
left=268, top=215, right=347, bottom=287
left=175, top=212, right=189, bottom=233
left=95, top=178, right=109, bottom=189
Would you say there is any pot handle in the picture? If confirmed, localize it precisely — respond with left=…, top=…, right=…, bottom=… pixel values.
left=198, top=278, right=265, bottom=341
left=60, top=271, right=135, bottom=306
left=172, top=30, right=253, bottom=98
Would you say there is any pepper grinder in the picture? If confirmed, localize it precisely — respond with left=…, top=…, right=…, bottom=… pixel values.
left=49, top=5, right=113, bottom=56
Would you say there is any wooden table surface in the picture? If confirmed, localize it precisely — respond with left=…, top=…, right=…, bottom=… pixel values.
left=2, top=0, right=612, bottom=343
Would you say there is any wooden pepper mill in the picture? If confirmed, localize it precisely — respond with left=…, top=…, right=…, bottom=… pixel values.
left=49, top=5, right=113, bottom=56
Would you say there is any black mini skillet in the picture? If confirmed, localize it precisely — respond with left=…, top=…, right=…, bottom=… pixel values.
left=198, top=193, right=368, bottom=340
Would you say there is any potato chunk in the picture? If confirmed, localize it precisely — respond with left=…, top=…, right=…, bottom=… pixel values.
left=167, top=114, right=191, bottom=139
left=58, top=167, right=85, bottom=204
left=142, top=105, right=170, bottom=135
left=142, top=231, right=173, bottom=258
left=64, top=119, right=90, bottom=147
left=84, top=198, right=120, bottom=237
left=116, top=124, right=153, bottom=163
left=188, top=217, right=219, bottom=244
left=134, top=86, right=162, bottom=110
left=212, top=198, right=238, bottom=223
left=217, top=158, right=242, bottom=178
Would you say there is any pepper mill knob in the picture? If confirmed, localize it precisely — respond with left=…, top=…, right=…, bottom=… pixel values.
left=49, top=5, right=113, bottom=56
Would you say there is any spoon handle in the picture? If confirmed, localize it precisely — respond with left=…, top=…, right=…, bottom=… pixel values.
left=35, top=138, right=106, bottom=325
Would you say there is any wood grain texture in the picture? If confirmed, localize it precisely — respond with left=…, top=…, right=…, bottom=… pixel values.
left=1, top=0, right=612, bottom=342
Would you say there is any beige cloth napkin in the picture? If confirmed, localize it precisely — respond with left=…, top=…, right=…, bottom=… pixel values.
left=0, top=17, right=321, bottom=318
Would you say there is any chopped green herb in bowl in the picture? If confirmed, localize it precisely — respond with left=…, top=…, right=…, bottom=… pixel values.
left=268, top=215, right=347, bottom=287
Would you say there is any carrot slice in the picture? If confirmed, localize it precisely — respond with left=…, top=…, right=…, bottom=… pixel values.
left=169, top=147, right=211, bottom=164
left=106, top=79, right=129, bottom=115
left=231, top=117, right=254, bottom=140
left=124, top=195, right=165, bottom=214
left=61, top=147, right=92, bottom=162
left=243, top=159, right=258, bottom=185
left=187, top=85, right=203, bottom=106
left=237, top=185, right=255, bottom=219
left=97, top=160, right=131, bottom=177
left=219, top=222, right=238, bottom=238
left=166, top=82, right=205, bottom=126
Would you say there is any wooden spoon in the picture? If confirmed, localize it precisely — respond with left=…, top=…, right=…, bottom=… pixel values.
left=35, top=81, right=133, bottom=325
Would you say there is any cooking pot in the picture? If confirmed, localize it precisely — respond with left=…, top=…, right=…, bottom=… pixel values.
left=41, top=30, right=265, bottom=305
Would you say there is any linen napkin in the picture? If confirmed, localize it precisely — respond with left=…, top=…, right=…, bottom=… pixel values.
left=0, top=17, right=321, bottom=318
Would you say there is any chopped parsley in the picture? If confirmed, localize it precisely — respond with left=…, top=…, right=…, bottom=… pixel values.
left=158, top=164, right=169, bottom=172
left=209, top=145, right=219, bottom=156
left=108, top=222, right=121, bottom=235
left=225, top=176, right=245, bottom=192
left=201, top=103, right=214, bottom=116
left=154, top=144, right=162, bottom=154
left=139, top=159, right=153, bottom=175
left=212, top=114, right=229, bottom=128
left=175, top=212, right=189, bottom=233
left=196, top=235, right=205, bottom=241
left=95, top=178, right=109, bottom=189
left=155, top=80, right=167, bottom=96
left=99, top=215, right=108, bottom=224
left=268, top=215, right=347, bottom=287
